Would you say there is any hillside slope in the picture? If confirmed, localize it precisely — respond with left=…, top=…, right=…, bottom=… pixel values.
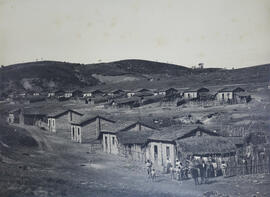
left=0, top=59, right=269, bottom=95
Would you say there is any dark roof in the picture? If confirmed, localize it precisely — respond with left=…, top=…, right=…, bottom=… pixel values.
left=148, top=125, right=219, bottom=143
left=122, top=121, right=157, bottom=131
left=113, top=97, right=141, bottom=105
left=47, top=109, right=83, bottom=118
left=218, top=87, right=245, bottom=92
left=117, top=130, right=155, bottom=145
left=184, top=87, right=209, bottom=93
left=101, top=120, right=135, bottom=134
left=176, top=136, right=237, bottom=155
left=23, top=105, right=66, bottom=116
left=134, top=92, right=154, bottom=97
left=71, top=114, right=115, bottom=126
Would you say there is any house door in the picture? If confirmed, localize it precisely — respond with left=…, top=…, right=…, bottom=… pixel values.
left=154, top=145, right=158, bottom=161
left=72, top=127, right=75, bottom=140
left=105, top=136, right=108, bottom=152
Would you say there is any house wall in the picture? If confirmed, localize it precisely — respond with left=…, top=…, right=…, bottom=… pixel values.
left=102, top=133, right=118, bottom=154
left=216, top=92, right=233, bottom=102
left=83, top=93, right=92, bottom=97
left=146, top=142, right=176, bottom=170
left=183, top=92, right=197, bottom=99
left=118, top=144, right=146, bottom=162
left=48, top=111, right=82, bottom=133
left=65, top=93, right=73, bottom=98
left=73, top=118, right=114, bottom=144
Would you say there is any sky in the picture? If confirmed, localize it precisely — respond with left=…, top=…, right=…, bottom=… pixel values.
left=0, top=0, right=270, bottom=68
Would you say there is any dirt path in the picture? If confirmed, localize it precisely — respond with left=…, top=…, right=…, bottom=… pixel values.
left=1, top=125, right=270, bottom=197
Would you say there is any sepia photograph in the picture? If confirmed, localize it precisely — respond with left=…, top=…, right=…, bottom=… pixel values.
left=0, top=0, right=270, bottom=196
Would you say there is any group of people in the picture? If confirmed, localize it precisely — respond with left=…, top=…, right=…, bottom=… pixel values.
left=145, top=158, right=228, bottom=185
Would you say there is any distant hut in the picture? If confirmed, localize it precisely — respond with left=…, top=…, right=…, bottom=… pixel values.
left=111, top=97, right=141, bottom=108
left=216, top=87, right=245, bottom=103
left=7, top=108, right=21, bottom=124
left=107, top=89, right=125, bottom=97
left=183, top=87, right=209, bottom=100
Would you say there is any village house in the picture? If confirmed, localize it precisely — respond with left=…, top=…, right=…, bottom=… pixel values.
left=175, top=136, right=236, bottom=162
left=82, top=89, right=104, bottom=98
left=48, top=90, right=57, bottom=97
left=183, top=87, right=210, bottom=100
left=72, top=90, right=83, bottom=98
left=216, top=87, right=245, bottom=103
left=7, top=108, right=21, bottom=124
left=64, top=90, right=73, bottom=98
left=70, top=115, right=115, bottom=143
left=112, top=121, right=158, bottom=161
left=47, top=109, right=83, bottom=135
left=127, top=88, right=151, bottom=98
left=88, top=96, right=111, bottom=105
left=101, top=120, right=135, bottom=154
left=54, top=90, right=65, bottom=99
left=111, top=97, right=141, bottom=108
left=145, top=125, right=221, bottom=169
left=107, top=89, right=125, bottom=97
left=19, top=107, right=48, bottom=126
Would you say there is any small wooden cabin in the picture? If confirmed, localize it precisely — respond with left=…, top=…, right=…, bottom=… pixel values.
left=146, top=126, right=220, bottom=169
left=102, top=121, right=157, bottom=158
left=183, top=87, right=209, bottom=100
left=70, top=115, right=115, bottom=143
left=111, top=97, right=141, bottom=108
left=7, top=108, right=21, bottom=124
left=216, top=87, right=245, bottom=103
left=47, top=109, right=83, bottom=134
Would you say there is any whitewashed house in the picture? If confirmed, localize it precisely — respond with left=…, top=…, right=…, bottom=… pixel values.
left=216, top=87, right=245, bottom=103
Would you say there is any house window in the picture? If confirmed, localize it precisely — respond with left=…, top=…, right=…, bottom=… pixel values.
left=112, top=137, right=115, bottom=145
left=188, top=93, right=190, bottom=98
left=48, top=119, right=51, bottom=126
left=222, top=93, right=225, bottom=100
left=52, top=119, right=55, bottom=127
left=77, top=127, right=80, bottom=136
left=166, top=146, right=170, bottom=158
left=154, top=145, right=158, bottom=160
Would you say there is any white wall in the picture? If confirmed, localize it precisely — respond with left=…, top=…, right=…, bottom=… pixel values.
left=183, top=92, right=197, bottom=99
left=216, top=92, right=233, bottom=102
left=103, top=133, right=119, bottom=154
left=146, top=142, right=176, bottom=169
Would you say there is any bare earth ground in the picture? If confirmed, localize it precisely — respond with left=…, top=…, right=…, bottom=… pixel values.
left=0, top=125, right=270, bottom=197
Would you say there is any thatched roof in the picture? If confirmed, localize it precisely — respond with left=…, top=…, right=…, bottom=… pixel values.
left=176, top=136, right=236, bottom=155
left=117, top=130, right=155, bottom=145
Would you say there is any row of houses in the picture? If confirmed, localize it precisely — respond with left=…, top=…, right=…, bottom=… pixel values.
left=8, top=107, right=260, bottom=170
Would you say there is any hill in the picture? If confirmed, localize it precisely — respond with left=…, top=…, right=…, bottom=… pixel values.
left=0, top=59, right=269, bottom=95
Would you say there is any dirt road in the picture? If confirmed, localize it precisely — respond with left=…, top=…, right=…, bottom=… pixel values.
left=1, top=125, right=270, bottom=197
